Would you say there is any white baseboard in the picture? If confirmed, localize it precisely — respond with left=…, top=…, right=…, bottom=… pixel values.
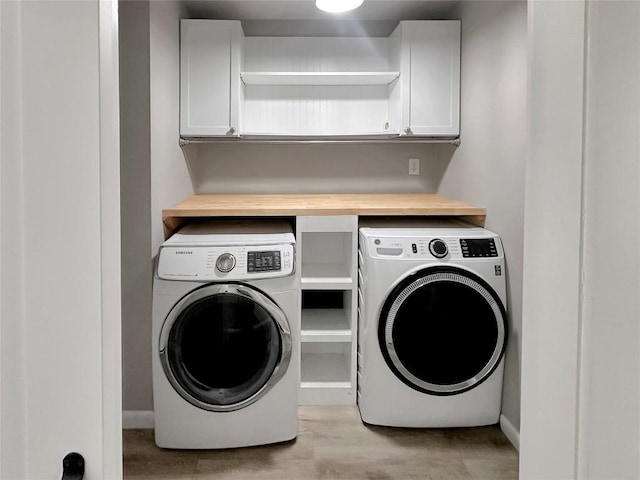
left=123, top=410, right=154, bottom=429
left=500, top=413, right=520, bottom=451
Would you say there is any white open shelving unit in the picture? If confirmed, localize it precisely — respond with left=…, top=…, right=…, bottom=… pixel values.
left=241, top=35, right=397, bottom=137
left=297, top=216, right=358, bottom=405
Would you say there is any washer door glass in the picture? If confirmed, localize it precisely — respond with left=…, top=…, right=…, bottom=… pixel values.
left=379, top=267, right=507, bottom=396
left=160, top=284, right=292, bottom=412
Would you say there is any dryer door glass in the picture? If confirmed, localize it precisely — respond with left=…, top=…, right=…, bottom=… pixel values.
left=379, top=267, right=507, bottom=395
left=160, top=284, right=292, bottom=412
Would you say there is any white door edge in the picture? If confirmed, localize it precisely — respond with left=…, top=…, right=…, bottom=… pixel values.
left=99, top=1, right=123, bottom=478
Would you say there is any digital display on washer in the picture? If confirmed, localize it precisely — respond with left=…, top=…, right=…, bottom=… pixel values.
left=460, top=239, right=498, bottom=258
left=247, top=251, right=281, bottom=272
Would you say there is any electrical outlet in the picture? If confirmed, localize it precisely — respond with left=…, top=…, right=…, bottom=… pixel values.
left=409, top=158, right=420, bottom=175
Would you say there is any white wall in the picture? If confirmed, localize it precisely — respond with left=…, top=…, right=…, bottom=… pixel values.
left=120, top=0, right=153, bottom=414
left=189, top=142, right=453, bottom=194
left=0, top=1, right=122, bottom=478
left=0, top=2, right=27, bottom=478
left=118, top=0, right=188, bottom=416
left=150, top=0, right=193, bottom=254
left=120, top=0, right=192, bottom=416
left=116, top=0, right=193, bottom=417
left=578, top=1, right=640, bottom=478
left=439, top=0, right=527, bottom=440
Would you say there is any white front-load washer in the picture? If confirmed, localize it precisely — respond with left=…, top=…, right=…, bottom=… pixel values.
left=357, top=219, right=507, bottom=428
left=152, top=219, right=299, bottom=449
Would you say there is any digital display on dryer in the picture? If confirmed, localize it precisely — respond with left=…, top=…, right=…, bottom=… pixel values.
left=247, top=251, right=281, bottom=272
left=460, top=239, right=498, bottom=258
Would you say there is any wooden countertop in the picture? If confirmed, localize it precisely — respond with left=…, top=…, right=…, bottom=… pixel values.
left=163, top=193, right=486, bottom=233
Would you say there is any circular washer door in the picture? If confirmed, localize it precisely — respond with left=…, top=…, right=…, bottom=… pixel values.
left=378, top=266, right=507, bottom=396
left=159, top=283, right=292, bottom=412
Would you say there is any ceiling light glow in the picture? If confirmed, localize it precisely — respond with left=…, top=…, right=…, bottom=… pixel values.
left=316, top=0, right=364, bottom=14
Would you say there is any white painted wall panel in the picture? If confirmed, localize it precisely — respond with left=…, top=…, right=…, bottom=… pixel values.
left=243, top=85, right=390, bottom=135
left=244, top=37, right=391, bottom=72
left=579, top=1, right=640, bottom=478
left=520, top=1, right=586, bottom=478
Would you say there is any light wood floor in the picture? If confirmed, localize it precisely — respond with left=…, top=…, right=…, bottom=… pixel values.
left=123, top=406, right=518, bottom=480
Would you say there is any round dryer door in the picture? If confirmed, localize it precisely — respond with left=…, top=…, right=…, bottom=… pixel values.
left=379, top=266, right=507, bottom=396
left=159, top=283, right=292, bottom=412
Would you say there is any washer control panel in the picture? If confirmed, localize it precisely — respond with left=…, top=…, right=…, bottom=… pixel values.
left=460, top=238, right=498, bottom=258
left=157, top=243, right=295, bottom=281
left=362, top=235, right=502, bottom=261
left=247, top=250, right=281, bottom=273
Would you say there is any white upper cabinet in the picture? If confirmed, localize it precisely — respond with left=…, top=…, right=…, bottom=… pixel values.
left=180, top=20, right=242, bottom=137
left=390, top=21, right=461, bottom=137
left=180, top=20, right=460, bottom=139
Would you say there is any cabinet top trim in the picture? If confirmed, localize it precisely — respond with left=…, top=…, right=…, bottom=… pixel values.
left=162, top=194, right=486, bottom=233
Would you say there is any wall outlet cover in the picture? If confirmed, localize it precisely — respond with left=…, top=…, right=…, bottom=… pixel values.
left=409, top=158, right=420, bottom=175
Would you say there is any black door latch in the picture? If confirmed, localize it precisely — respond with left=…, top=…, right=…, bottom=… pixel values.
left=61, top=453, right=84, bottom=480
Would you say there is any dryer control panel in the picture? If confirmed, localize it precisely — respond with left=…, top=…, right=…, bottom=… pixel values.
left=359, top=228, right=503, bottom=261
left=157, top=243, right=295, bottom=281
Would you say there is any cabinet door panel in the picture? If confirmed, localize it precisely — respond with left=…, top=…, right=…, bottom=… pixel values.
left=408, top=21, right=460, bottom=137
left=180, top=20, right=233, bottom=136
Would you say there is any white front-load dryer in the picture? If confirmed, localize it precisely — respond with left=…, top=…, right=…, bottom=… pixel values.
left=152, top=220, right=299, bottom=449
left=357, top=219, right=507, bottom=428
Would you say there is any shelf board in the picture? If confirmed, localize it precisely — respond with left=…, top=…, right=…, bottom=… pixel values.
left=303, top=334, right=351, bottom=344
left=299, top=383, right=354, bottom=405
left=162, top=193, right=487, bottom=234
left=181, top=135, right=459, bottom=145
left=300, top=381, right=352, bottom=389
left=301, top=308, right=351, bottom=342
left=241, top=71, right=400, bottom=86
left=301, top=332, right=352, bottom=343
left=239, top=132, right=400, bottom=139
left=301, top=279, right=353, bottom=291
left=301, top=263, right=353, bottom=290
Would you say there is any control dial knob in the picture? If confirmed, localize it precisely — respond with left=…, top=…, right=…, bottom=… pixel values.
left=215, top=252, right=236, bottom=273
left=428, top=239, right=448, bottom=258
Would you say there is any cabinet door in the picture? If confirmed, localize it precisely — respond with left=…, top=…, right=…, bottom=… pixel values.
left=180, top=20, right=241, bottom=137
left=404, top=21, right=460, bottom=137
